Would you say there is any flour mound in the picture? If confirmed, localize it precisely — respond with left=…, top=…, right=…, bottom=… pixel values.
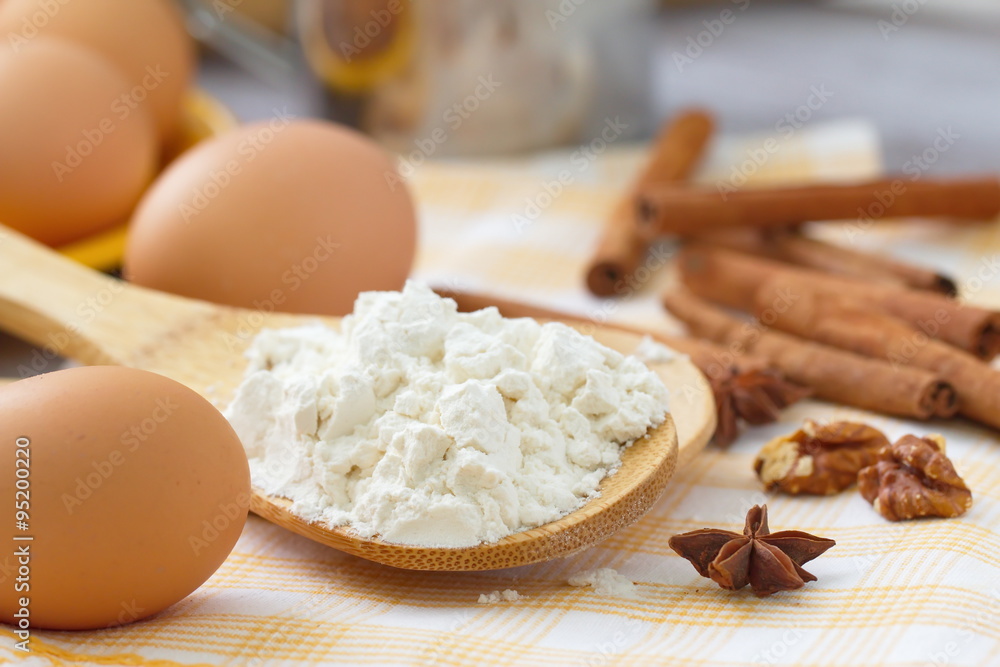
left=226, top=282, right=668, bottom=547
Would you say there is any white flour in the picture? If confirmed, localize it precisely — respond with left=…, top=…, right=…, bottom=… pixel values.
left=225, top=282, right=668, bottom=547
left=477, top=589, right=522, bottom=604
left=633, top=335, right=683, bottom=364
left=567, top=568, right=636, bottom=597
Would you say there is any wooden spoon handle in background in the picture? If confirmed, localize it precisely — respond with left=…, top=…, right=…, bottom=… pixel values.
left=0, top=226, right=214, bottom=367
left=636, top=176, right=1000, bottom=238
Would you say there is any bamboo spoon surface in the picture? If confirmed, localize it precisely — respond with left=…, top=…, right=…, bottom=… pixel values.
left=0, top=227, right=714, bottom=570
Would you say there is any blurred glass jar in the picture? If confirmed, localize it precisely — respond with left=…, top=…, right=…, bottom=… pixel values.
left=296, top=0, right=655, bottom=156
left=184, top=0, right=654, bottom=154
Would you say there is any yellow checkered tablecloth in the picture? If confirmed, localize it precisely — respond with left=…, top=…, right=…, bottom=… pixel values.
left=7, top=120, right=1000, bottom=666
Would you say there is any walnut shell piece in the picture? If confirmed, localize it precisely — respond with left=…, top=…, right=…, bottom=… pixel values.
left=754, top=420, right=890, bottom=495
left=858, top=434, right=972, bottom=521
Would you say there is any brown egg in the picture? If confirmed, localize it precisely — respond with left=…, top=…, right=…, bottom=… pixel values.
left=0, top=366, right=250, bottom=630
left=0, top=0, right=193, bottom=142
left=0, top=39, right=158, bottom=246
left=125, top=119, right=418, bottom=316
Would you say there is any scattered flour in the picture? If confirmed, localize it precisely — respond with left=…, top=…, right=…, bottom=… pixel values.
left=633, top=336, right=683, bottom=364
left=567, top=568, right=637, bottom=597
left=477, top=589, right=522, bottom=604
left=225, top=282, right=668, bottom=547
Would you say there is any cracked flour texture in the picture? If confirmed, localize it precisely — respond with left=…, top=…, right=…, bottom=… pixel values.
left=225, top=282, right=668, bottom=547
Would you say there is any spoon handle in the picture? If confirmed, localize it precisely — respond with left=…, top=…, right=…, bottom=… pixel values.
left=0, top=226, right=211, bottom=369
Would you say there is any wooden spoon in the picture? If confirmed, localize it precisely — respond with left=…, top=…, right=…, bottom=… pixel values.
left=0, top=227, right=714, bottom=570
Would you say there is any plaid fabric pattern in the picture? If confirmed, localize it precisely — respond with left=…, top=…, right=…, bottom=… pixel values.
left=7, top=119, right=999, bottom=667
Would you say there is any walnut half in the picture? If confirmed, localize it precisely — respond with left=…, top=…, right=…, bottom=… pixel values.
left=754, top=420, right=890, bottom=495
left=858, top=434, right=972, bottom=521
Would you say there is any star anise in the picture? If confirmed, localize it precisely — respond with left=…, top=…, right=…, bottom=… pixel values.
left=711, top=368, right=812, bottom=447
left=668, top=505, right=835, bottom=597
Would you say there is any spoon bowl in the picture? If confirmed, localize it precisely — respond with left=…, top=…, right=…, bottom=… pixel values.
left=0, top=227, right=714, bottom=570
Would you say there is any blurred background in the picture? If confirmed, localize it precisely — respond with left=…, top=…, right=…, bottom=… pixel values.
left=3, top=0, right=1000, bottom=377
left=191, top=0, right=1000, bottom=171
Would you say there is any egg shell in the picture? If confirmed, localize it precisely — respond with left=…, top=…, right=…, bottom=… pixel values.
left=0, top=0, right=194, bottom=141
left=125, top=119, right=418, bottom=316
left=0, top=39, right=158, bottom=246
left=0, top=366, right=250, bottom=630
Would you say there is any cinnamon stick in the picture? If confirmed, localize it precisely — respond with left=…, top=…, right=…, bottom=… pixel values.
left=662, top=289, right=958, bottom=420
left=704, top=228, right=957, bottom=296
left=753, top=279, right=1000, bottom=430
left=635, top=177, right=1000, bottom=239
left=678, top=244, right=1000, bottom=360
left=586, top=109, right=714, bottom=297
